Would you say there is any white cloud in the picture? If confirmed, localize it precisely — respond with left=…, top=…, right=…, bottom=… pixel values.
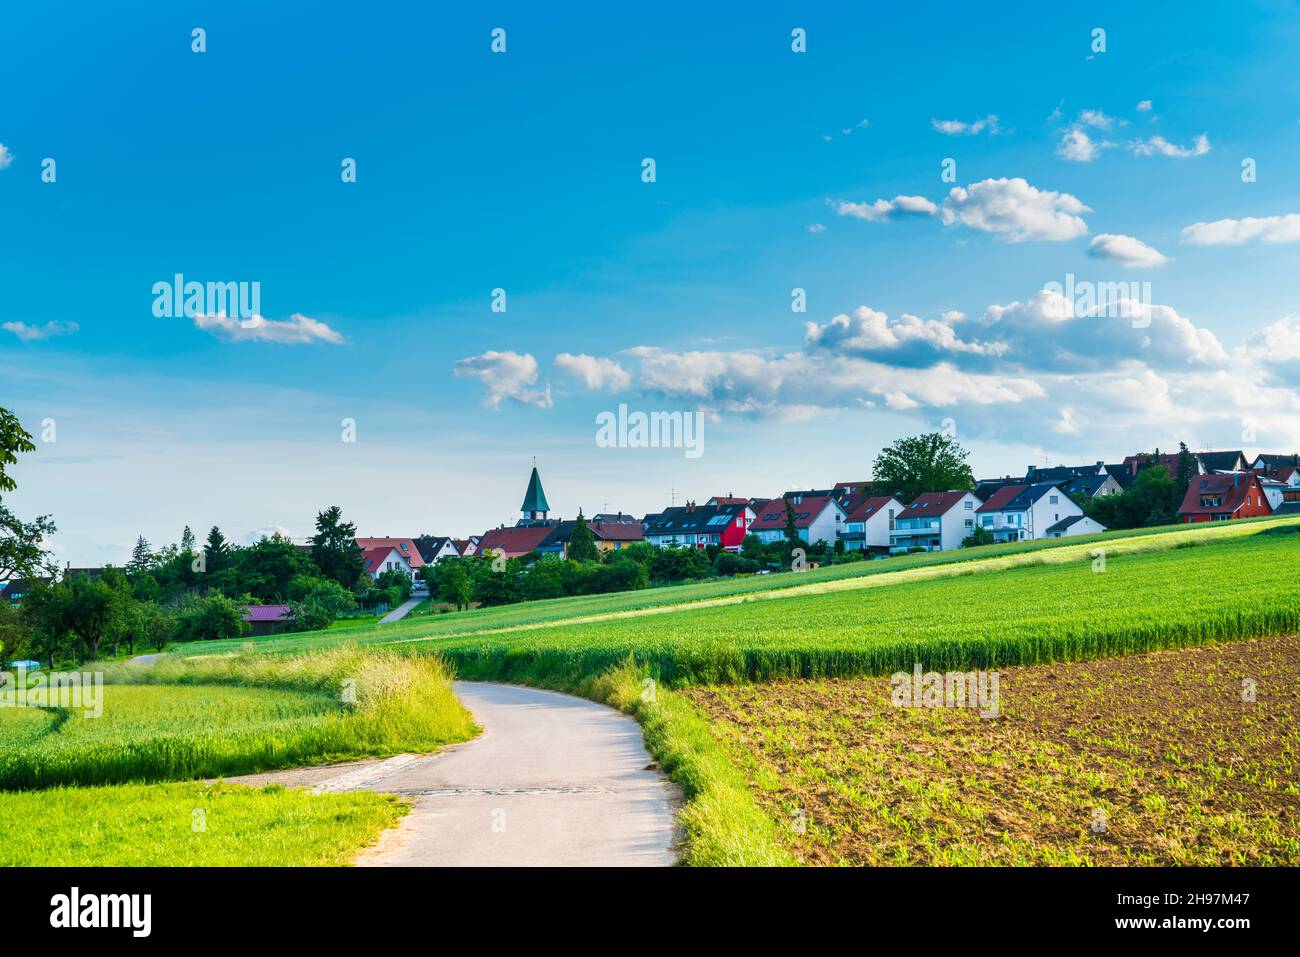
left=1181, top=213, right=1300, bottom=246
left=804, top=306, right=1007, bottom=365
left=554, top=353, right=631, bottom=392
left=1136, top=100, right=1153, bottom=112
left=931, top=115, right=999, bottom=136
left=0, top=144, right=12, bottom=170
left=2, top=320, right=79, bottom=341
left=246, top=525, right=293, bottom=544
left=454, top=351, right=553, bottom=409
left=1077, top=109, right=1119, bottom=129
left=1056, top=127, right=1105, bottom=162
left=806, top=223, right=826, bottom=234
left=941, top=177, right=1090, bottom=242
left=1132, top=134, right=1210, bottom=158
left=1238, top=314, right=1300, bottom=378
left=1087, top=233, right=1171, bottom=268
left=831, top=195, right=938, bottom=222
left=192, top=312, right=344, bottom=344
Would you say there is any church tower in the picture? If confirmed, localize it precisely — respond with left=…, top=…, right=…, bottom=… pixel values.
left=520, top=463, right=551, bottom=523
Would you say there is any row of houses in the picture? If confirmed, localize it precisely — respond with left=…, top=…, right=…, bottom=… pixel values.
left=450, top=450, right=1300, bottom=561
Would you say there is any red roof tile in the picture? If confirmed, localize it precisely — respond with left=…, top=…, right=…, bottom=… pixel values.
left=1178, top=473, right=1268, bottom=517
left=478, top=525, right=556, bottom=558
left=897, top=491, right=973, bottom=520
left=844, top=496, right=901, bottom=523
left=749, top=495, right=837, bottom=530
left=975, top=484, right=1028, bottom=513
left=355, top=537, right=424, bottom=567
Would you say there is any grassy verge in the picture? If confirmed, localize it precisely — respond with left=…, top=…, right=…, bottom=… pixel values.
left=0, top=781, right=407, bottom=866
left=0, top=646, right=478, bottom=789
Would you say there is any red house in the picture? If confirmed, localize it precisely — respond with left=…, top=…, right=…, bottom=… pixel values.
left=1178, top=473, right=1272, bottom=524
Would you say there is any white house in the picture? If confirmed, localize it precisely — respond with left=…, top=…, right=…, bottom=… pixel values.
left=1044, top=515, right=1107, bottom=538
left=748, top=494, right=846, bottom=547
left=889, top=490, right=982, bottom=552
left=976, top=482, right=1083, bottom=542
left=841, top=496, right=905, bottom=551
left=361, top=546, right=413, bottom=582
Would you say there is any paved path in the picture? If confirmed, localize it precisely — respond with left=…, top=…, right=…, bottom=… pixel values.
left=379, top=595, right=424, bottom=623
left=229, top=681, right=681, bottom=866
left=130, top=653, right=167, bottom=666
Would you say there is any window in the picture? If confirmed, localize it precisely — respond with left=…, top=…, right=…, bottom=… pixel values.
left=965, top=500, right=973, bottom=509
left=982, top=516, right=992, bottom=527
left=965, top=519, right=973, bottom=527
left=1049, top=495, right=1058, bottom=504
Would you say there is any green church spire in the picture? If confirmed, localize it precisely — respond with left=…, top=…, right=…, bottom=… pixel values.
left=521, top=465, right=550, bottom=518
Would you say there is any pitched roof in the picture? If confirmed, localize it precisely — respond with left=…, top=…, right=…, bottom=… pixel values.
left=521, top=466, right=550, bottom=513
left=1104, top=463, right=1135, bottom=489
left=0, top=577, right=48, bottom=599
left=844, top=496, right=901, bottom=523
left=976, top=484, right=1028, bottom=513
left=362, top=546, right=411, bottom=574
left=355, top=537, right=424, bottom=568
left=1045, top=515, right=1092, bottom=534
left=243, top=604, right=294, bottom=623
left=749, top=495, right=838, bottom=530
left=973, top=478, right=1022, bottom=501
left=897, top=491, right=973, bottom=520
left=1000, top=483, right=1068, bottom=512
left=646, top=503, right=748, bottom=536
left=1178, top=472, right=1265, bottom=517
left=1024, top=464, right=1105, bottom=483
left=1272, top=501, right=1300, bottom=515
left=1197, top=450, right=1247, bottom=473
left=1253, top=453, right=1300, bottom=469
left=478, top=524, right=556, bottom=558
left=1063, top=473, right=1111, bottom=497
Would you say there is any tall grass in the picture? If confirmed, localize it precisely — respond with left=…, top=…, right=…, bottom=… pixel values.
left=0, top=647, right=477, bottom=790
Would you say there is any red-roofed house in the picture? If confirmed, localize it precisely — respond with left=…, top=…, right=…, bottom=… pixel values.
left=477, top=524, right=557, bottom=559
left=748, top=494, right=846, bottom=547
left=362, top=546, right=413, bottom=581
left=974, top=484, right=1028, bottom=542
left=1178, top=473, right=1272, bottom=523
left=355, top=537, right=423, bottom=581
left=890, top=490, right=981, bottom=552
left=841, top=496, right=905, bottom=551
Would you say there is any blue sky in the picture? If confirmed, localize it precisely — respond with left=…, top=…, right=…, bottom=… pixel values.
left=3, top=1, right=1300, bottom=564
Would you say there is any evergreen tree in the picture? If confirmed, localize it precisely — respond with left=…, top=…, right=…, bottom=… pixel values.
left=128, top=535, right=153, bottom=574
left=568, top=511, right=599, bottom=562
left=310, top=506, right=364, bottom=586
left=181, top=526, right=196, bottom=553
left=204, top=526, right=229, bottom=574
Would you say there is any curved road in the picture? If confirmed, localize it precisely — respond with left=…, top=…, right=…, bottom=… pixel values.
left=230, top=681, right=681, bottom=866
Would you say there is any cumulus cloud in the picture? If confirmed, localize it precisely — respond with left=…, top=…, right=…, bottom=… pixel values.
left=940, top=177, right=1090, bottom=242
left=978, top=290, right=1227, bottom=371
left=626, top=345, right=1043, bottom=417
left=1132, top=134, right=1210, bottom=158
left=0, top=144, right=12, bottom=170
left=804, top=306, right=1007, bottom=365
left=831, top=195, right=938, bottom=222
left=931, top=115, right=999, bottom=136
left=1136, top=100, right=1153, bottom=112
left=1238, top=314, right=1300, bottom=378
left=1181, top=213, right=1300, bottom=246
left=1087, top=233, right=1171, bottom=268
left=2, top=320, right=79, bottom=341
left=454, top=351, right=553, bottom=409
left=192, top=313, right=344, bottom=344
left=554, top=353, right=631, bottom=392
left=1056, top=127, right=1115, bottom=162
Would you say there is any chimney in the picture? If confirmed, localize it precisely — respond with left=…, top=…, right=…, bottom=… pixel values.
left=1026, top=465, right=1036, bottom=478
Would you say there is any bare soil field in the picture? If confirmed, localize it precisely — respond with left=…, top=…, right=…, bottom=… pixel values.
left=685, top=635, right=1300, bottom=865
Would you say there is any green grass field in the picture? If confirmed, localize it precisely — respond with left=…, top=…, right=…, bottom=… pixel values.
left=0, top=781, right=406, bottom=866
left=174, top=516, right=1298, bottom=660
left=428, top=524, right=1300, bottom=684
left=0, top=648, right=477, bottom=789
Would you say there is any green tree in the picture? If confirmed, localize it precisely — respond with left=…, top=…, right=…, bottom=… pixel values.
left=128, top=536, right=154, bottom=574
left=26, top=573, right=128, bottom=661
left=567, top=511, right=599, bottom=562
left=437, top=561, right=474, bottom=611
left=174, top=593, right=249, bottom=642
left=135, top=602, right=176, bottom=652
left=0, top=504, right=56, bottom=581
left=310, top=506, right=364, bottom=586
left=872, top=432, right=975, bottom=504
left=203, top=526, right=230, bottom=575
left=962, top=525, right=995, bottom=548
left=0, top=407, right=36, bottom=494
left=290, top=580, right=357, bottom=632
left=235, top=534, right=311, bottom=601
